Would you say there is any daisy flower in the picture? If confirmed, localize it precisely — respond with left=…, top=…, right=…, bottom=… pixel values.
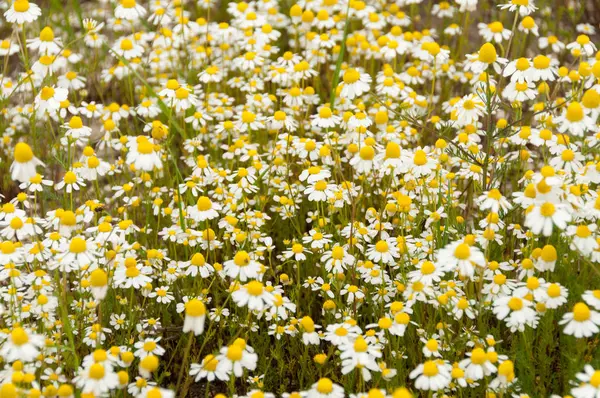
left=190, top=354, right=228, bottom=382
left=437, top=240, right=486, bottom=279
left=224, top=251, right=262, bottom=281
left=232, top=280, right=275, bottom=311
left=524, top=201, right=572, bottom=236
left=409, top=360, right=452, bottom=391
left=459, top=348, right=496, bottom=381
left=339, top=68, right=372, bottom=100
left=126, top=136, right=163, bottom=171
left=114, top=0, right=147, bottom=21
left=34, top=85, right=68, bottom=115
left=339, top=336, right=382, bottom=381
left=4, top=0, right=41, bottom=24
left=183, top=299, right=206, bottom=335
left=216, top=339, right=258, bottom=378
left=188, top=196, right=222, bottom=222
left=306, top=378, right=345, bottom=398
left=498, top=0, right=537, bottom=16
left=0, top=327, right=45, bottom=362
left=560, top=302, right=600, bottom=338
left=493, top=293, right=538, bottom=332
left=571, top=365, right=600, bottom=398
left=10, top=142, right=45, bottom=183
left=366, top=239, right=399, bottom=264
left=582, top=290, right=600, bottom=310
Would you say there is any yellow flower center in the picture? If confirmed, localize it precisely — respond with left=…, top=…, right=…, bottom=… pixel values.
left=120, top=39, right=133, bottom=51
left=359, top=146, right=375, bottom=161
left=314, top=180, right=328, bottom=191
left=273, top=111, right=286, bottom=121
left=241, top=111, right=256, bottom=123
left=413, top=150, right=427, bottom=166
left=233, top=251, right=250, bottom=266
left=316, top=378, right=333, bottom=394
left=471, top=348, right=486, bottom=365
left=521, top=16, right=535, bottom=29
left=547, top=283, right=561, bottom=298
left=143, top=341, right=157, bottom=352
left=373, top=240, right=389, bottom=253
left=175, top=87, right=189, bottom=99
left=89, top=364, right=105, bottom=380
left=190, top=253, right=206, bottom=266
left=422, top=361, right=439, bottom=377
left=40, top=86, right=55, bottom=101
left=69, top=116, right=83, bottom=129
left=185, top=299, right=206, bottom=316
left=319, top=107, right=332, bottom=118
left=14, top=0, right=30, bottom=12
left=576, top=225, right=591, bottom=238
left=526, top=277, right=540, bottom=290
left=11, top=327, right=29, bottom=345
left=246, top=280, right=264, bottom=296
left=533, top=55, right=550, bottom=69
left=573, top=302, right=591, bottom=321
left=125, top=266, right=140, bottom=278
left=516, top=58, right=530, bottom=71
left=453, top=243, right=471, bottom=260
left=582, top=89, right=600, bottom=109
left=121, top=0, right=136, bottom=8
left=226, top=345, right=243, bottom=361
left=0, top=240, right=16, bottom=254
left=577, top=35, right=590, bottom=45
left=63, top=171, right=77, bottom=185
left=196, top=196, right=212, bottom=211
left=385, top=142, right=401, bottom=159
left=202, top=355, right=218, bottom=371
left=353, top=337, right=368, bottom=352
left=331, top=246, right=344, bottom=260
left=590, top=371, right=600, bottom=388
left=90, top=269, right=108, bottom=287
left=421, top=261, right=435, bottom=275
left=343, top=68, right=360, bottom=84
left=508, top=297, right=523, bottom=311
left=166, top=79, right=179, bottom=90
left=478, top=43, right=497, bottom=63
left=39, top=27, right=54, bottom=42
left=14, top=142, right=34, bottom=163
left=488, top=21, right=504, bottom=33
left=69, top=237, right=87, bottom=254
left=565, top=102, right=584, bottom=122
left=426, top=339, right=438, bottom=352
left=137, top=141, right=154, bottom=154
left=540, top=202, right=555, bottom=217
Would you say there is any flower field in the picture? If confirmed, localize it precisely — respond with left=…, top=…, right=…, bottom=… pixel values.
left=0, top=0, right=600, bottom=396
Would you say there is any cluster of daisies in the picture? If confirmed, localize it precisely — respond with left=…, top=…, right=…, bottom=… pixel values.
left=0, top=0, right=600, bottom=397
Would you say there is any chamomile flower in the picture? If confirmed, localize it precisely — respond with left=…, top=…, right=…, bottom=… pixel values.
left=0, top=327, right=45, bottom=362
left=560, top=302, right=600, bottom=338
left=499, top=0, right=537, bottom=16
left=437, top=240, right=486, bottom=279
left=339, top=68, right=372, bottom=100
left=10, top=143, right=44, bottom=183
left=525, top=201, right=572, bottom=236
left=4, top=0, right=41, bottom=24
left=232, top=280, right=274, bottom=311
left=114, top=0, right=147, bottom=21
left=216, top=339, right=258, bottom=378
left=224, top=251, right=262, bottom=281
left=409, top=360, right=452, bottom=391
